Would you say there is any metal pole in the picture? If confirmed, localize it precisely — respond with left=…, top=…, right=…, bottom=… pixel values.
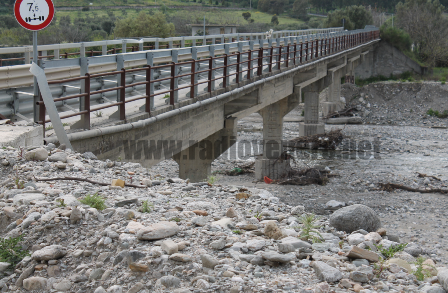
left=33, top=31, right=39, bottom=123
left=203, top=15, right=205, bottom=37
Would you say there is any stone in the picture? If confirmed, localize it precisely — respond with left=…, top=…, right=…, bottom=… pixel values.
left=23, top=277, right=47, bottom=291
left=192, top=210, right=208, bottom=216
left=201, top=254, right=218, bottom=269
left=212, top=218, right=233, bottom=229
left=340, top=279, right=352, bottom=289
left=48, top=152, right=68, bottom=163
left=0, top=262, right=10, bottom=272
left=310, top=261, right=343, bottom=282
left=387, top=258, right=411, bottom=272
left=137, top=221, right=179, bottom=240
left=70, top=207, right=82, bottom=224
left=345, top=246, right=379, bottom=262
left=82, top=152, right=97, bottom=160
left=129, top=263, right=149, bottom=272
left=246, top=239, right=266, bottom=251
left=126, top=221, right=145, bottom=233
left=235, top=192, right=250, bottom=200
left=191, top=216, right=208, bottom=226
left=157, top=276, right=180, bottom=288
left=422, top=259, right=438, bottom=276
left=277, top=243, right=296, bottom=253
left=32, top=245, right=67, bottom=261
left=353, top=283, right=364, bottom=293
left=281, top=236, right=312, bottom=249
left=13, top=193, right=45, bottom=205
left=196, top=279, right=210, bottom=289
left=25, top=148, right=48, bottom=161
left=111, top=179, right=125, bottom=188
left=264, top=221, right=284, bottom=240
left=347, top=233, right=365, bottom=246
left=210, top=238, right=226, bottom=250
left=438, top=268, right=448, bottom=291
left=376, top=228, right=387, bottom=236
left=329, top=204, right=381, bottom=233
left=290, top=205, right=305, bottom=215
left=53, top=279, right=72, bottom=291
left=142, top=179, right=152, bottom=187
left=314, top=282, right=331, bottom=293
left=223, top=271, right=235, bottom=277
left=47, top=265, right=60, bottom=277
left=352, top=259, right=370, bottom=267
left=364, top=232, right=382, bottom=243
left=350, top=266, right=374, bottom=283
left=127, top=282, right=144, bottom=293
left=250, top=255, right=265, bottom=266
left=404, top=243, right=423, bottom=257
left=161, top=240, right=178, bottom=255
left=94, top=287, right=107, bottom=293
left=420, top=285, right=446, bottom=293
left=325, top=200, right=346, bottom=210
left=107, top=285, right=123, bottom=293
left=226, top=207, right=237, bottom=218
left=90, top=269, right=106, bottom=280
left=115, top=198, right=138, bottom=207
left=262, top=252, right=295, bottom=263
left=169, top=253, right=192, bottom=262
left=393, top=251, right=416, bottom=263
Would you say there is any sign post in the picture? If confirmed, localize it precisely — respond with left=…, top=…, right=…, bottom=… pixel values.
left=14, top=0, right=55, bottom=123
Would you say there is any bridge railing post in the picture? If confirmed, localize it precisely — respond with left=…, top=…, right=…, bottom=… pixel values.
left=285, top=44, right=289, bottom=67
left=277, top=45, right=281, bottom=70
left=236, top=52, right=241, bottom=83
left=269, top=47, right=273, bottom=73
left=145, top=65, right=151, bottom=114
left=293, top=43, right=297, bottom=65
left=223, top=55, right=228, bottom=88
left=170, top=63, right=175, bottom=105
left=257, top=48, right=263, bottom=76
left=39, top=92, right=45, bottom=136
left=208, top=57, right=213, bottom=92
left=84, top=73, right=91, bottom=129
left=120, top=68, right=126, bottom=121
left=190, top=60, right=196, bottom=98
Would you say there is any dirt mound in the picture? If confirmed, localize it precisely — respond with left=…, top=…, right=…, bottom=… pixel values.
left=341, top=81, right=448, bottom=127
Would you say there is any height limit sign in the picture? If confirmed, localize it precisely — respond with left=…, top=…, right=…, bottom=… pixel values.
left=14, top=0, right=54, bottom=31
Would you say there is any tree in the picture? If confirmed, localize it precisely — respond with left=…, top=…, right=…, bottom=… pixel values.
left=395, top=0, right=448, bottom=67
left=258, top=0, right=287, bottom=14
left=291, top=0, right=310, bottom=21
left=114, top=11, right=175, bottom=38
left=324, top=5, right=373, bottom=30
left=271, top=14, right=279, bottom=25
left=242, top=11, right=252, bottom=21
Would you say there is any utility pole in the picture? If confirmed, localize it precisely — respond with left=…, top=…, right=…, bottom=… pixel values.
left=203, top=15, right=205, bottom=37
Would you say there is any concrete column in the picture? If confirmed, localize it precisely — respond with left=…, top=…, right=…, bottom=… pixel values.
left=322, top=70, right=343, bottom=116
left=174, top=118, right=237, bottom=182
left=299, top=80, right=325, bottom=137
left=255, top=99, right=291, bottom=180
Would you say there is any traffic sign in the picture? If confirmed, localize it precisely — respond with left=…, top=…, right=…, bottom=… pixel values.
left=14, top=0, right=55, bottom=31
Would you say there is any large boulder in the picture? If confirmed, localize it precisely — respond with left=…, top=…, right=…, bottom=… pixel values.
left=137, top=221, right=179, bottom=240
left=329, top=204, right=381, bottom=233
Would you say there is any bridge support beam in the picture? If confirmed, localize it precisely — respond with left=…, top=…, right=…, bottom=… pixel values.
left=255, top=99, right=291, bottom=180
left=299, top=80, right=325, bottom=137
left=173, top=118, right=237, bottom=183
left=322, top=69, right=343, bottom=116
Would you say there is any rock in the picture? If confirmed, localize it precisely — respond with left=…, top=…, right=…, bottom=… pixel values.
left=246, top=239, right=266, bottom=251
left=107, top=285, right=123, bottom=293
left=422, top=259, right=438, bottom=276
left=235, top=193, right=250, bottom=200
left=82, top=152, right=97, bottom=160
left=311, top=261, right=343, bottom=282
left=314, top=282, right=331, bottom=293
left=186, top=201, right=217, bottom=210
left=420, top=285, right=446, bottom=293
left=277, top=243, right=296, bottom=253
left=53, top=279, right=72, bottom=291
left=23, top=277, right=47, bottom=290
left=345, top=246, right=379, bottom=262
left=157, top=276, right=180, bottom=288
left=161, top=240, right=178, bottom=255
left=353, top=283, right=364, bottom=293
left=137, top=221, right=179, bottom=240
left=192, top=210, right=208, bottom=216
left=210, top=238, right=226, bottom=250
left=352, top=259, right=370, bottom=267
left=126, top=221, right=145, bottom=233
left=264, top=221, right=284, bottom=240
left=94, top=287, right=107, bottom=293
left=111, top=179, right=125, bottom=188
left=196, top=279, right=210, bottom=289
left=32, top=245, right=67, bottom=261
left=347, top=233, right=365, bottom=246
left=25, top=148, right=48, bottom=161
left=142, top=179, right=152, bottom=187
left=115, top=198, right=139, bottom=207
left=226, top=207, right=237, bottom=218
left=393, top=251, right=416, bottom=263
left=223, top=271, right=235, bottom=277
left=387, top=258, right=411, bottom=272
left=0, top=262, right=10, bottom=272
left=281, top=236, right=312, bottom=249
left=325, top=200, right=346, bottom=210
left=350, top=266, right=374, bottom=283
left=48, top=152, right=68, bottom=163
left=376, top=228, right=387, bottom=236
left=340, top=278, right=352, bottom=289
left=191, top=216, right=208, bottom=226
left=90, top=268, right=106, bottom=280
left=364, top=232, right=382, bottom=243
left=438, top=268, right=448, bottom=291
left=129, top=263, right=149, bottom=272
left=405, top=243, right=423, bottom=257
left=250, top=255, right=265, bottom=266
left=201, top=254, right=218, bottom=269
left=13, top=193, right=45, bottom=205
left=169, top=253, right=192, bottom=262
left=127, top=282, right=144, bottom=293
left=70, top=207, right=82, bottom=224
left=290, top=205, right=305, bottom=215
left=212, top=218, right=233, bottom=229
left=262, top=252, right=295, bottom=263
left=329, top=204, right=381, bottom=233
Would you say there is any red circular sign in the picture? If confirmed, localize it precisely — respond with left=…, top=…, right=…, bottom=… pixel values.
left=14, top=0, right=55, bottom=31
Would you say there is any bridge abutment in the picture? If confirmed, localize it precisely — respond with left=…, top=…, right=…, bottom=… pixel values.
left=173, top=118, right=237, bottom=182
left=299, top=80, right=325, bottom=137
left=322, top=70, right=344, bottom=116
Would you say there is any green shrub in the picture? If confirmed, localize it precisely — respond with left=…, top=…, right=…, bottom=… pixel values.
left=427, top=108, right=448, bottom=118
left=141, top=200, right=153, bottom=213
left=296, top=213, right=323, bottom=243
left=0, top=235, right=30, bottom=267
left=80, top=192, right=107, bottom=211
left=374, top=243, right=407, bottom=259
left=413, top=257, right=436, bottom=281
left=380, top=26, right=412, bottom=52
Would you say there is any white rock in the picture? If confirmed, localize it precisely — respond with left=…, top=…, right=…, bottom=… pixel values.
left=246, top=239, right=266, bottom=251
left=347, top=233, right=365, bottom=246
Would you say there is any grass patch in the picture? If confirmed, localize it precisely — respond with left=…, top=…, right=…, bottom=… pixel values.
left=295, top=213, right=323, bottom=243
left=355, top=72, right=415, bottom=86
left=232, top=230, right=242, bottom=234
left=140, top=200, right=153, bottom=213
left=427, top=108, right=448, bottom=118
left=413, top=257, right=436, bottom=281
left=79, top=192, right=107, bottom=211
left=206, top=175, right=217, bottom=185
left=374, top=243, right=407, bottom=259
left=0, top=235, right=30, bottom=267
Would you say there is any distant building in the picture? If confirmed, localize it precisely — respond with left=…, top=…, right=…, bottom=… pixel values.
left=190, top=25, right=238, bottom=36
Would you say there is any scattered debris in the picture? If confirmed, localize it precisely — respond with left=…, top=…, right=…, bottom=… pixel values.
left=35, top=176, right=146, bottom=188
left=323, top=106, right=356, bottom=119
left=275, top=168, right=335, bottom=186
left=378, top=183, right=448, bottom=194
left=286, top=129, right=345, bottom=150
left=224, top=162, right=254, bottom=176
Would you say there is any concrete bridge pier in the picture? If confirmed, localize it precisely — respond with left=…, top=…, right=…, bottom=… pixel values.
left=173, top=118, right=237, bottom=182
left=299, top=80, right=325, bottom=137
left=322, top=69, right=343, bottom=116
left=255, top=99, right=291, bottom=180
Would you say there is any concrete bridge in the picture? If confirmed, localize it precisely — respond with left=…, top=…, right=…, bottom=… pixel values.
left=1, top=27, right=383, bottom=182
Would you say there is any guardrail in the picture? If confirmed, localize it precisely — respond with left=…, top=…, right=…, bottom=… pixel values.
left=34, top=28, right=380, bottom=134
left=0, top=28, right=343, bottom=67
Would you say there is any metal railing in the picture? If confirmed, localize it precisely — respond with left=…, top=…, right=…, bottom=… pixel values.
left=0, top=28, right=343, bottom=67
left=35, top=28, right=380, bottom=134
